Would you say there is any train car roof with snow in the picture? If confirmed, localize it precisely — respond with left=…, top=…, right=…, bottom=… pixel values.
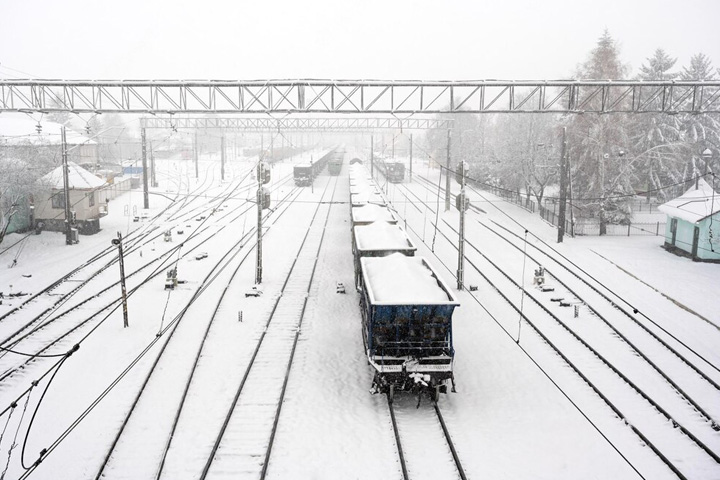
left=351, top=204, right=396, bottom=225
left=354, top=222, right=417, bottom=254
left=350, top=184, right=380, bottom=195
left=351, top=191, right=386, bottom=206
left=360, top=254, right=458, bottom=305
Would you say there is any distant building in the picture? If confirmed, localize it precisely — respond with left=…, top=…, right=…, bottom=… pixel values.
left=0, top=117, right=100, bottom=165
left=34, top=161, right=108, bottom=235
left=1, top=117, right=103, bottom=235
left=658, top=178, right=720, bottom=262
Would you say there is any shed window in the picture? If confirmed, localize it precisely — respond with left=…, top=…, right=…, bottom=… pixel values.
left=88, top=191, right=95, bottom=207
left=51, top=192, right=66, bottom=209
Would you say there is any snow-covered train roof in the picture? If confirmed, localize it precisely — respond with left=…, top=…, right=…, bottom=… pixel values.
left=351, top=191, right=387, bottom=206
left=360, top=254, right=458, bottom=305
left=354, top=222, right=416, bottom=254
left=350, top=184, right=380, bottom=195
left=351, top=203, right=397, bottom=224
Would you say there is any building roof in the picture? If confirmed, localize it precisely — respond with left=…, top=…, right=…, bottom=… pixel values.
left=38, top=161, right=107, bottom=190
left=0, top=117, right=97, bottom=146
left=658, top=178, right=720, bottom=224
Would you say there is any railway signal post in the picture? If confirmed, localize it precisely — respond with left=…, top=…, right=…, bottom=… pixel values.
left=445, top=129, right=452, bottom=211
left=456, top=161, right=468, bottom=290
left=255, top=161, right=271, bottom=284
left=61, top=126, right=73, bottom=246
left=409, top=133, right=413, bottom=182
left=221, top=135, right=226, bottom=181
left=111, top=232, right=130, bottom=328
left=141, top=127, right=149, bottom=209
left=557, top=127, right=568, bottom=243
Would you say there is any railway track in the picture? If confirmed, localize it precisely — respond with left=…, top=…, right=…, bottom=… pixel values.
left=388, top=395, right=466, bottom=480
left=475, top=219, right=720, bottom=407
left=0, top=171, right=258, bottom=380
left=0, top=165, right=301, bottom=385
left=11, top=174, right=305, bottom=480
left=87, top=175, right=336, bottom=479
left=389, top=177, right=720, bottom=479
left=199, top=175, right=337, bottom=480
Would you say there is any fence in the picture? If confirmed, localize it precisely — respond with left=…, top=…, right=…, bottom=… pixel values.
left=573, top=220, right=666, bottom=237
left=481, top=185, right=536, bottom=213
left=627, top=200, right=663, bottom=214
left=101, top=177, right=133, bottom=202
left=477, top=184, right=666, bottom=237
left=539, top=204, right=574, bottom=235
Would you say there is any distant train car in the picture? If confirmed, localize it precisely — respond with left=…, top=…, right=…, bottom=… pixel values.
left=376, top=158, right=405, bottom=183
left=352, top=221, right=416, bottom=290
left=351, top=203, right=397, bottom=226
left=293, top=164, right=313, bottom=186
left=328, top=153, right=344, bottom=175
left=360, top=254, right=458, bottom=400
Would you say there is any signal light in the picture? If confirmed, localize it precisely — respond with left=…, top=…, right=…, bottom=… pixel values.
left=455, top=161, right=468, bottom=185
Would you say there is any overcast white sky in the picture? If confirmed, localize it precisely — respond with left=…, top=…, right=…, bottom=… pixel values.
left=1, top=0, right=719, bottom=81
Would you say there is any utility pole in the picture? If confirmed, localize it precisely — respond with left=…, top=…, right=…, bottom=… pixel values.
left=221, top=135, right=226, bottom=181
left=112, top=232, right=129, bottom=328
left=409, top=133, right=413, bottom=182
left=256, top=183, right=263, bottom=284
left=457, top=161, right=466, bottom=290
left=255, top=161, right=270, bottom=285
left=193, top=131, right=199, bottom=179
left=445, top=129, right=452, bottom=211
left=370, top=135, right=374, bottom=177
left=141, top=127, right=149, bottom=209
left=557, top=127, right=568, bottom=243
left=61, top=126, right=73, bottom=245
left=150, top=141, right=157, bottom=188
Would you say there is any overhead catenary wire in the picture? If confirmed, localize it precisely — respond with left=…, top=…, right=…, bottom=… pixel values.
left=516, top=230, right=529, bottom=344
left=7, top=160, right=301, bottom=478
left=387, top=175, right=650, bottom=480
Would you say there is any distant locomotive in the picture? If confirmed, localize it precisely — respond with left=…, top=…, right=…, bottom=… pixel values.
left=375, top=158, right=405, bottom=183
left=293, top=147, right=335, bottom=186
left=348, top=163, right=458, bottom=401
left=328, top=152, right=344, bottom=175
left=293, top=164, right=314, bottom=187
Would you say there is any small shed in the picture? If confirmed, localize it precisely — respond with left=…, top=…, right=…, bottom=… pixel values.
left=35, top=161, right=108, bottom=235
left=658, top=179, right=720, bottom=262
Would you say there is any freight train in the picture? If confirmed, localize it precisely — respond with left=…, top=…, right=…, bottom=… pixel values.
left=293, top=147, right=336, bottom=186
left=374, top=157, right=406, bottom=183
left=349, top=163, right=458, bottom=401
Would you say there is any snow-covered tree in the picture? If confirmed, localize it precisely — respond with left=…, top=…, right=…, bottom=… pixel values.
left=631, top=49, right=686, bottom=202
left=487, top=113, right=561, bottom=206
left=679, top=54, right=720, bottom=185
left=0, top=143, right=60, bottom=243
left=567, top=30, right=635, bottom=233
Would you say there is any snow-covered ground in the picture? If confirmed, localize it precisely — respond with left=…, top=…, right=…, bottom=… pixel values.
left=0, top=153, right=717, bottom=479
